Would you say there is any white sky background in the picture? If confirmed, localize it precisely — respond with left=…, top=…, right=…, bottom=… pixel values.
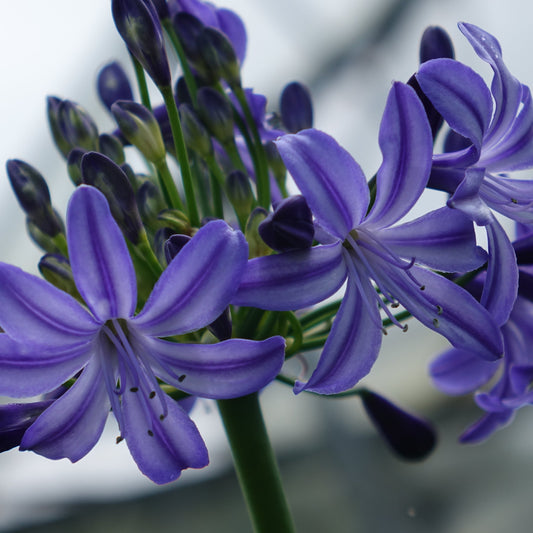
left=0, top=0, right=533, bottom=530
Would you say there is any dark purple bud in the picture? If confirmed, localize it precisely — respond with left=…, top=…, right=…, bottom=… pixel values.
left=81, top=152, right=143, bottom=244
left=172, top=12, right=205, bottom=65
left=175, top=76, right=193, bottom=106
left=6, top=159, right=62, bottom=236
left=0, top=400, right=55, bottom=452
left=197, top=87, right=234, bottom=144
left=97, top=61, right=134, bottom=111
left=112, top=0, right=171, bottom=88
left=66, top=148, right=86, bottom=186
left=259, top=195, right=314, bottom=252
left=136, top=180, right=167, bottom=229
left=179, top=103, right=213, bottom=158
left=226, top=170, right=253, bottom=220
left=419, top=26, right=455, bottom=63
left=150, top=0, right=169, bottom=21
left=98, top=133, right=126, bottom=165
left=361, top=390, right=437, bottom=461
left=112, top=100, right=166, bottom=162
left=280, top=82, right=313, bottom=133
left=26, top=210, right=65, bottom=253
left=46, top=96, right=72, bottom=157
left=58, top=100, right=99, bottom=152
left=39, top=253, right=80, bottom=299
left=197, top=27, right=241, bottom=87
left=207, top=306, right=232, bottom=341
left=164, top=233, right=191, bottom=263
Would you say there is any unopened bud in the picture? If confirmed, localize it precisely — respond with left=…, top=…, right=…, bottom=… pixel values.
left=38, top=254, right=80, bottom=299
left=112, top=100, right=166, bottom=162
left=226, top=170, right=253, bottom=220
left=66, top=148, right=86, bottom=186
left=47, top=96, right=72, bottom=157
left=58, top=100, right=99, bottom=152
left=245, top=207, right=270, bottom=258
left=98, top=133, right=126, bottom=165
left=280, top=82, right=313, bottom=133
left=419, top=26, right=455, bottom=63
left=179, top=103, right=213, bottom=158
left=196, top=87, right=234, bottom=144
left=97, top=61, right=134, bottom=111
left=198, top=27, right=241, bottom=87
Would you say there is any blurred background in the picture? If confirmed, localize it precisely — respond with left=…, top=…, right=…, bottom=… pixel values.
left=1, top=1, right=533, bottom=531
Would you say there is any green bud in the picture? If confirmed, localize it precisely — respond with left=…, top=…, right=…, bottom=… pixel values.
left=179, top=103, right=213, bottom=159
left=38, top=254, right=81, bottom=300
left=157, top=208, right=191, bottom=235
left=197, top=87, right=234, bottom=144
left=245, top=207, right=270, bottom=258
left=226, top=170, right=253, bottom=221
left=98, top=133, right=126, bottom=165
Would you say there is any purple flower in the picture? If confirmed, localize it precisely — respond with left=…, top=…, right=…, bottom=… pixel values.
left=233, top=82, right=503, bottom=395
left=0, top=185, right=285, bottom=484
left=416, top=22, right=532, bottom=324
left=430, top=230, right=533, bottom=443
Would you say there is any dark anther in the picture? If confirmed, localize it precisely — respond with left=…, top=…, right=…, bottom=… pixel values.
left=178, top=374, right=186, bottom=382
left=420, top=285, right=426, bottom=291
left=149, top=391, right=156, bottom=399
left=130, top=387, right=139, bottom=392
left=116, top=436, right=124, bottom=444
left=159, top=414, right=165, bottom=421
left=147, top=430, right=154, bottom=437
left=433, top=318, right=440, bottom=327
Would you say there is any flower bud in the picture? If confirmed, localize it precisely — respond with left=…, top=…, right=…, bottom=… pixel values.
left=179, top=103, right=213, bottom=158
left=97, top=61, right=134, bottom=111
left=39, top=253, right=80, bottom=299
left=98, top=133, right=126, bottom=165
left=164, top=233, right=191, bottom=264
left=112, top=0, right=171, bottom=88
left=361, top=390, right=437, bottom=461
left=137, top=179, right=167, bottom=230
left=226, top=170, right=253, bottom=221
left=198, top=27, right=241, bottom=87
left=58, top=100, right=99, bottom=152
left=112, top=100, right=166, bottom=162
left=264, top=141, right=287, bottom=189
left=280, top=82, right=313, bottom=133
left=66, top=148, right=86, bottom=186
left=157, top=208, right=191, bottom=235
left=26, top=210, right=65, bottom=253
left=259, top=195, right=314, bottom=252
left=47, top=96, right=72, bottom=157
left=6, top=159, right=63, bottom=236
left=207, top=306, right=232, bottom=341
left=245, top=207, right=270, bottom=258
left=172, top=12, right=205, bottom=65
left=81, top=152, right=144, bottom=244
left=196, top=87, right=234, bottom=144
left=419, top=25, right=455, bottom=63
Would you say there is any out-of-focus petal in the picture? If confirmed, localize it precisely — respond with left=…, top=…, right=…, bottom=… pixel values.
left=136, top=335, right=285, bottom=399
left=459, top=410, right=514, bottom=443
left=20, top=359, right=109, bottom=462
left=416, top=58, right=492, bottom=153
left=480, top=218, right=518, bottom=326
left=133, top=220, right=247, bottom=337
left=0, top=263, right=99, bottom=345
left=366, top=82, right=433, bottom=228
left=377, top=207, right=486, bottom=272
left=216, top=8, right=247, bottom=63
left=295, top=263, right=382, bottom=394
left=275, top=129, right=368, bottom=239
left=0, top=335, right=95, bottom=398
left=67, top=185, right=137, bottom=321
left=429, top=348, right=499, bottom=395
left=232, top=243, right=347, bottom=311
left=121, top=388, right=208, bottom=484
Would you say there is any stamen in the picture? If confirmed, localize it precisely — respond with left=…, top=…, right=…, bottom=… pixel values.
left=178, top=374, right=186, bottom=382
left=116, top=436, right=124, bottom=444
left=147, top=430, right=154, bottom=437
left=436, top=305, right=443, bottom=315
left=433, top=318, right=440, bottom=327
left=130, top=387, right=139, bottom=392
left=149, top=391, right=156, bottom=399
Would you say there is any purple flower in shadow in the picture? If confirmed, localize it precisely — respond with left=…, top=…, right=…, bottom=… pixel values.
left=0, top=185, right=284, bottom=484
left=233, top=82, right=502, bottom=395
left=416, top=22, right=533, bottom=324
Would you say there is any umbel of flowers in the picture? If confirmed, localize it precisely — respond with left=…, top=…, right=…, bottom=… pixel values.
left=1, top=1, right=532, bottom=531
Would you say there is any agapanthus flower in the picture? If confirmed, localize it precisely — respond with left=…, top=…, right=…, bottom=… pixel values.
left=234, top=82, right=502, bottom=395
left=416, top=22, right=533, bottom=324
left=430, top=228, right=533, bottom=442
left=0, top=185, right=285, bottom=484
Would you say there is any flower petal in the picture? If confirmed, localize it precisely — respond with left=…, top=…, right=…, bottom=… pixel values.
left=134, top=335, right=285, bottom=399
left=295, top=266, right=382, bottom=394
left=121, top=389, right=208, bottom=484
left=416, top=58, right=492, bottom=153
left=0, top=335, right=95, bottom=397
left=67, top=185, right=137, bottom=321
left=429, top=348, right=499, bottom=396
left=365, top=82, right=433, bottom=228
left=0, top=263, right=99, bottom=345
left=275, top=129, right=368, bottom=239
left=459, top=410, right=514, bottom=443
left=377, top=263, right=503, bottom=361
left=480, top=218, right=518, bottom=326
left=232, top=243, right=347, bottom=311
left=377, top=207, right=487, bottom=272
left=20, top=359, right=110, bottom=462
left=133, top=220, right=247, bottom=336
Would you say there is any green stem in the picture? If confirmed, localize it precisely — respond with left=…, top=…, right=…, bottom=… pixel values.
left=217, top=393, right=296, bottom=533
left=131, top=54, right=152, bottom=111
left=159, top=84, right=200, bottom=227
left=154, top=158, right=185, bottom=211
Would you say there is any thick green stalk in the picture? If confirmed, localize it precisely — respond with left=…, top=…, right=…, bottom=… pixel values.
left=217, top=393, right=296, bottom=533
left=159, top=84, right=200, bottom=227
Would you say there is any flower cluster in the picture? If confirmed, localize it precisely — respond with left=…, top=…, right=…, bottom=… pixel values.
left=1, top=0, right=533, bottom=489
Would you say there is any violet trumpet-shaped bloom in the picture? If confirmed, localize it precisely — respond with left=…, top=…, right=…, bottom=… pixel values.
left=0, top=185, right=284, bottom=484
left=416, top=22, right=531, bottom=324
left=430, top=230, right=533, bottom=443
left=233, top=82, right=502, bottom=395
